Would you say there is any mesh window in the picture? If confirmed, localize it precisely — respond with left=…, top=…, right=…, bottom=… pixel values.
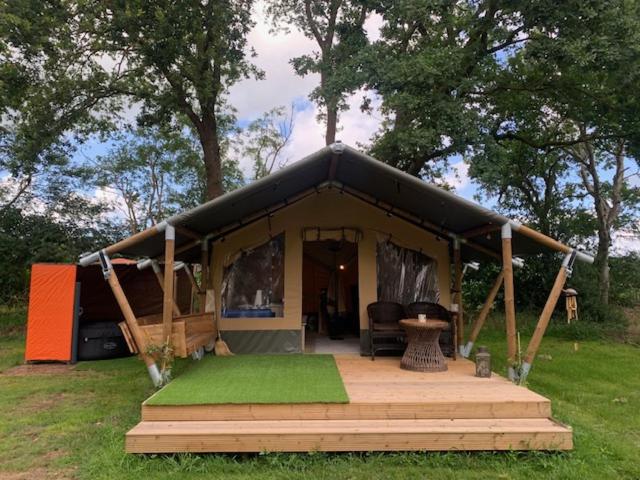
left=221, top=233, right=285, bottom=318
left=376, top=240, right=439, bottom=304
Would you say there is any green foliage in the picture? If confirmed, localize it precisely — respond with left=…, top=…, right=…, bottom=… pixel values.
left=463, top=252, right=637, bottom=329
left=0, top=205, right=117, bottom=304
left=364, top=0, right=522, bottom=176
left=2, top=0, right=261, bottom=200
left=609, top=254, right=640, bottom=307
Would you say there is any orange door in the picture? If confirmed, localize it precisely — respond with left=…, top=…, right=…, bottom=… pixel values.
left=25, top=264, right=77, bottom=362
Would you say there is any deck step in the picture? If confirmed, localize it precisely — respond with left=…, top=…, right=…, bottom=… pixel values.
left=142, top=398, right=552, bottom=421
left=126, top=418, right=572, bottom=453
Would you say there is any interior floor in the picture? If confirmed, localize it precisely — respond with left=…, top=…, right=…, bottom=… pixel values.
left=305, top=331, right=360, bottom=354
left=302, top=239, right=360, bottom=353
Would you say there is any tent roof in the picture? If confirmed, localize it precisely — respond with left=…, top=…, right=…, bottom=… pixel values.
left=116, top=144, right=558, bottom=262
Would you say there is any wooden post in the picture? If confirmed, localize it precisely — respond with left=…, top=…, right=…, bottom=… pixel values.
left=461, top=270, right=504, bottom=357
left=453, top=238, right=464, bottom=353
left=501, top=223, right=518, bottom=380
left=520, top=252, right=575, bottom=384
left=102, top=254, right=162, bottom=385
left=162, top=225, right=176, bottom=342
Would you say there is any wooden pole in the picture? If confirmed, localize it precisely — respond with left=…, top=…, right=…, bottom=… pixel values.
left=103, top=255, right=161, bottom=385
left=148, top=260, right=181, bottom=316
left=200, top=241, right=209, bottom=314
left=453, top=239, right=464, bottom=352
left=461, top=270, right=504, bottom=357
left=510, top=222, right=594, bottom=264
left=79, top=222, right=168, bottom=266
left=501, top=223, right=518, bottom=380
left=519, top=252, right=575, bottom=384
left=162, top=225, right=176, bottom=342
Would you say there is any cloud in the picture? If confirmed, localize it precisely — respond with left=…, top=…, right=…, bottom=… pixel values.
left=442, top=160, right=471, bottom=192
left=228, top=1, right=383, bottom=173
left=227, top=4, right=318, bottom=120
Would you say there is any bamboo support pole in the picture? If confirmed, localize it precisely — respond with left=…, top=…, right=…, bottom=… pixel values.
left=453, top=239, right=464, bottom=352
left=162, top=225, right=176, bottom=342
left=461, top=270, right=505, bottom=357
left=502, top=223, right=518, bottom=380
left=102, top=253, right=162, bottom=386
left=519, top=252, right=575, bottom=384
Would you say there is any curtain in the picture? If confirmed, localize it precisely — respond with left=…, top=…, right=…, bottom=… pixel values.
left=221, top=233, right=285, bottom=317
left=376, top=240, right=439, bottom=304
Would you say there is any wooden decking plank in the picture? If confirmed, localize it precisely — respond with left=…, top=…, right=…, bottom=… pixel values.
left=125, top=418, right=572, bottom=453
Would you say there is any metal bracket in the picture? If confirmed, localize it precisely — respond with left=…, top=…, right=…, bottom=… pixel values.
left=564, top=250, right=578, bottom=278
left=98, top=250, right=112, bottom=279
left=460, top=341, right=473, bottom=358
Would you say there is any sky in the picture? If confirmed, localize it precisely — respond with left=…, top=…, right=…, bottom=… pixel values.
left=67, top=2, right=637, bottom=254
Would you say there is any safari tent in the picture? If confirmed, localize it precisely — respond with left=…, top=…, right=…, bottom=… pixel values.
left=77, top=144, right=594, bottom=453
left=79, top=143, right=592, bottom=381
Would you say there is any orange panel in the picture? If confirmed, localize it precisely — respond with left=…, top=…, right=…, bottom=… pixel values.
left=25, top=264, right=77, bottom=362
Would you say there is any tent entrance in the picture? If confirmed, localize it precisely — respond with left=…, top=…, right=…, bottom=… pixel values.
left=302, top=240, right=360, bottom=354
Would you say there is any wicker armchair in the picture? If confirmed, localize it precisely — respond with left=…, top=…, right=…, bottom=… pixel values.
left=367, top=301, right=406, bottom=360
left=406, top=302, right=456, bottom=357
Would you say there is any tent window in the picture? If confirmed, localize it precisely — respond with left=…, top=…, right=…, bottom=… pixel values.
left=221, top=233, right=285, bottom=318
left=376, top=240, right=439, bottom=304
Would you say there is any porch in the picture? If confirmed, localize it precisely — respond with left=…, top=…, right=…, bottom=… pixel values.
left=126, top=354, right=572, bottom=453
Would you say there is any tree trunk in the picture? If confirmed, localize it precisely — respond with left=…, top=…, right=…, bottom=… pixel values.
left=325, top=103, right=337, bottom=145
left=199, top=120, right=224, bottom=200
left=595, top=228, right=611, bottom=305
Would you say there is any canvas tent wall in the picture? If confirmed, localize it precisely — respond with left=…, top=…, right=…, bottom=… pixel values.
left=210, top=189, right=451, bottom=354
left=24, top=262, right=192, bottom=363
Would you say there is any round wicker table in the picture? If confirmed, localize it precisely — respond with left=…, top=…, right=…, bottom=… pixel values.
left=399, top=319, right=449, bottom=372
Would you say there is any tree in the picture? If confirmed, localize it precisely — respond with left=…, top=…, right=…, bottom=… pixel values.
left=1, top=0, right=119, bottom=212
left=2, top=1, right=261, bottom=201
left=368, top=0, right=640, bottom=304
left=94, top=125, right=244, bottom=235
left=237, top=105, right=295, bottom=180
left=482, top=0, right=640, bottom=304
left=93, top=0, right=261, bottom=200
left=267, top=0, right=370, bottom=145
left=566, top=136, right=640, bottom=304
left=469, top=142, right=575, bottom=238
left=365, top=0, right=530, bottom=177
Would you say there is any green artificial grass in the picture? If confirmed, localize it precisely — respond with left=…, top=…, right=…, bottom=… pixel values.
left=145, top=354, right=349, bottom=405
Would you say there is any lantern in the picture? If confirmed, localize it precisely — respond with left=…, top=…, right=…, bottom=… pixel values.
left=475, top=346, right=491, bottom=378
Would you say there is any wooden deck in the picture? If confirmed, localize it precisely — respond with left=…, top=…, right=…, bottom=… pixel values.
left=126, top=355, right=572, bottom=453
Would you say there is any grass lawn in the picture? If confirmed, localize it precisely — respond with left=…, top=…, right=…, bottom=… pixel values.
left=1, top=308, right=639, bottom=479
left=146, top=354, right=348, bottom=405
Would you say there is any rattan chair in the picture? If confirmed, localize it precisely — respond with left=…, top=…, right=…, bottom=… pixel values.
left=367, top=301, right=406, bottom=360
left=406, top=302, right=456, bottom=357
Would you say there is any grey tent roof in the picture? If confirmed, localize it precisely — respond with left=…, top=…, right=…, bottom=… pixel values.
left=118, top=144, right=549, bottom=262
